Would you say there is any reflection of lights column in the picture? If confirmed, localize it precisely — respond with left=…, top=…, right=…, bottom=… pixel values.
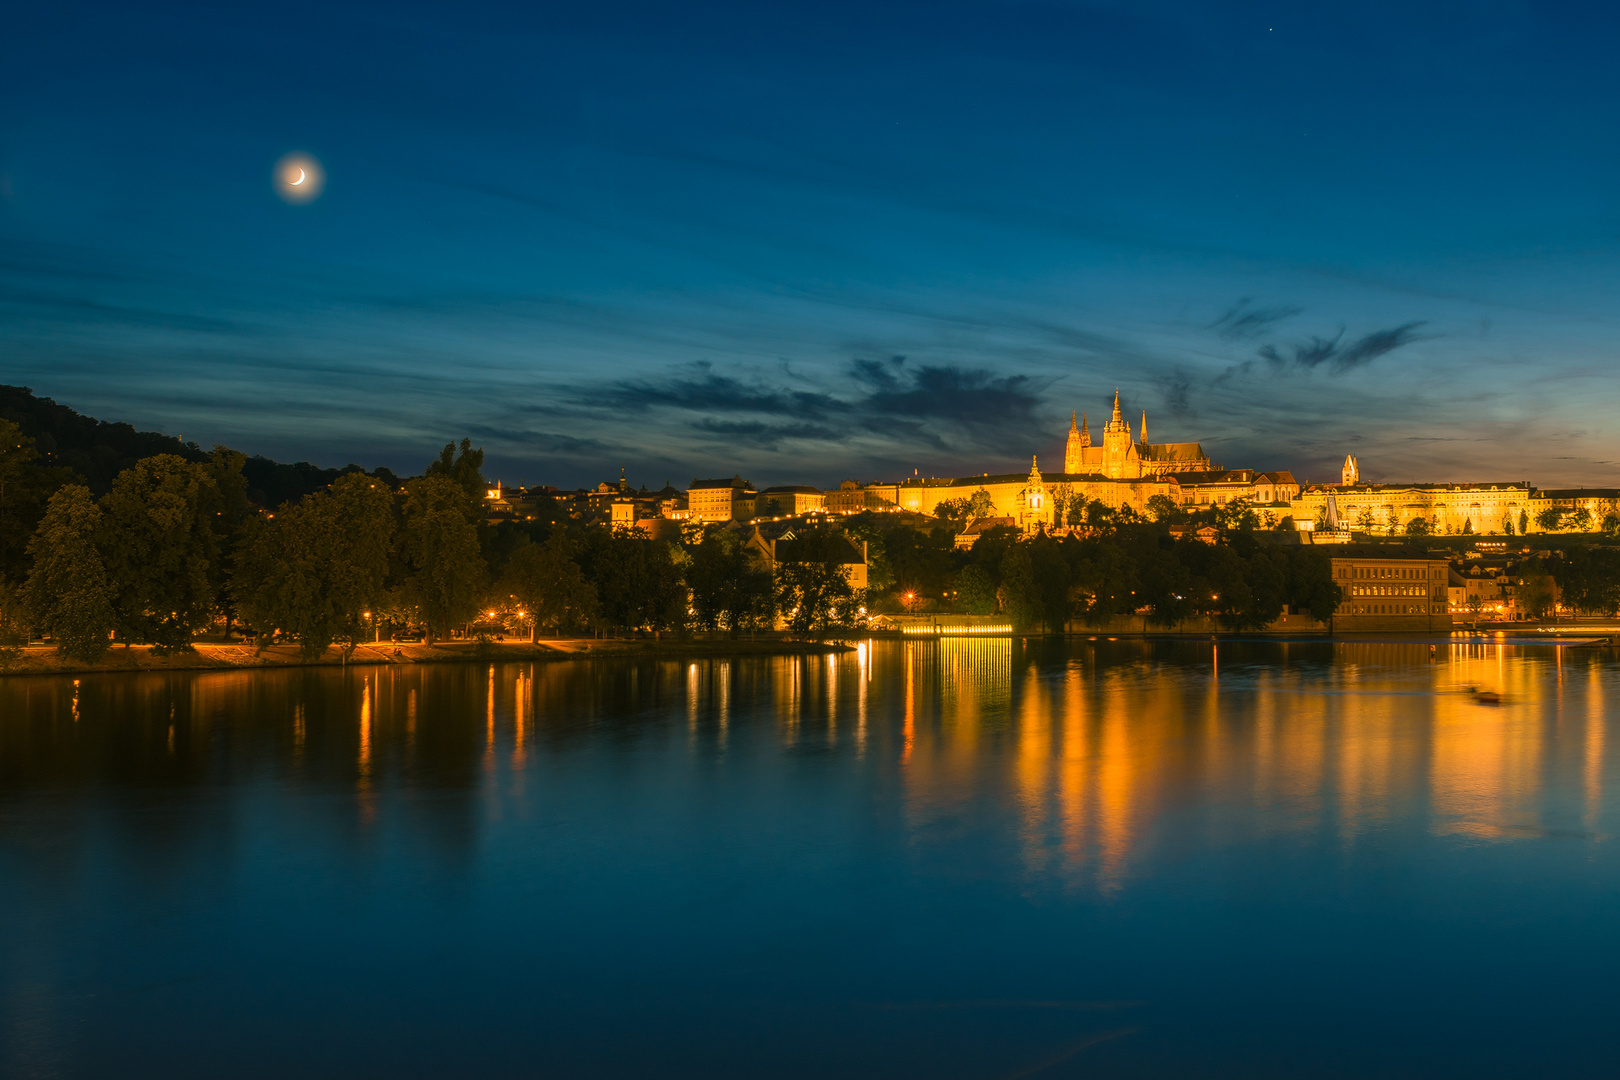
left=358, top=675, right=372, bottom=778
left=513, top=668, right=528, bottom=770
left=1586, top=664, right=1605, bottom=832
left=903, top=644, right=915, bottom=764
left=827, top=653, right=837, bottom=746
left=485, top=665, right=496, bottom=775
left=857, top=641, right=869, bottom=756
left=717, top=662, right=730, bottom=751
left=688, top=662, right=699, bottom=736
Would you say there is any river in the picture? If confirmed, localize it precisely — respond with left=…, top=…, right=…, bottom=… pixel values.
left=2, top=639, right=1617, bottom=1077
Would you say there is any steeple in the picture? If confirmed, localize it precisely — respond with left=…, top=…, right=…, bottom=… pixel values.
left=1110, top=388, right=1123, bottom=425
left=1341, top=454, right=1359, bottom=485
left=1140, top=410, right=1147, bottom=444
left=1029, top=454, right=1042, bottom=482
left=1079, top=412, right=1090, bottom=447
left=1064, top=412, right=1084, bottom=474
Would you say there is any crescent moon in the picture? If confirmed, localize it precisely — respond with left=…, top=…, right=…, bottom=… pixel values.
left=292, top=168, right=306, bottom=186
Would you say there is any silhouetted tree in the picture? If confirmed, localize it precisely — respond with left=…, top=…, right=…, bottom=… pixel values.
left=24, top=484, right=115, bottom=663
left=234, top=473, right=396, bottom=658
left=98, top=455, right=222, bottom=651
left=401, top=474, right=486, bottom=643
left=499, top=532, right=598, bottom=639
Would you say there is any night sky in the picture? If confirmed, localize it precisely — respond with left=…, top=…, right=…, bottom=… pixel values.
left=3, top=1, right=1618, bottom=489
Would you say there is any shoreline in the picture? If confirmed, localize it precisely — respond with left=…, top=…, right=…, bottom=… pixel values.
left=0, top=638, right=857, bottom=678
left=7, top=624, right=1613, bottom=677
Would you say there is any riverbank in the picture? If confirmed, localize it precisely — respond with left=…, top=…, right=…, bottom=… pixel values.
left=0, top=637, right=856, bottom=677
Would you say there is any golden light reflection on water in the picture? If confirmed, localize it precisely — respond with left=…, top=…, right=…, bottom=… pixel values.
left=880, top=640, right=1617, bottom=893
left=1588, top=664, right=1606, bottom=832
left=1, top=642, right=1613, bottom=890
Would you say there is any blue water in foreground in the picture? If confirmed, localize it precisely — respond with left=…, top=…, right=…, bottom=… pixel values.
left=2, top=639, right=1618, bottom=1078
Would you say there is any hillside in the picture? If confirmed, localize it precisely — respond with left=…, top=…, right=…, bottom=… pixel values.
left=0, top=385, right=402, bottom=505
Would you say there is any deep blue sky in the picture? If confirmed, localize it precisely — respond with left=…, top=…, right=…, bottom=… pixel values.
left=3, top=1, right=1618, bottom=489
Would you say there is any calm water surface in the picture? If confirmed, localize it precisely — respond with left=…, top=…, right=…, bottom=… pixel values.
left=2, top=639, right=1618, bottom=1078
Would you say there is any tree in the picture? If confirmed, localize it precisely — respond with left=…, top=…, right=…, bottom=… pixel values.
left=999, top=536, right=1070, bottom=632
left=1145, top=494, right=1183, bottom=524
left=1086, top=500, right=1116, bottom=528
left=206, top=446, right=253, bottom=634
left=1571, top=507, right=1594, bottom=532
left=0, top=420, right=39, bottom=579
left=0, top=418, right=78, bottom=583
left=1226, top=497, right=1260, bottom=531
left=966, top=488, right=994, bottom=519
left=1404, top=516, right=1432, bottom=537
left=686, top=531, right=773, bottom=635
left=932, top=497, right=969, bottom=528
left=578, top=529, right=688, bottom=635
left=1502, top=515, right=1515, bottom=536
left=1356, top=507, right=1375, bottom=530
left=1604, top=512, right=1620, bottom=538
left=1518, top=509, right=1529, bottom=535
left=954, top=564, right=999, bottom=615
left=1552, top=547, right=1620, bottom=616
left=1535, top=507, right=1563, bottom=533
left=234, top=473, right=397, bottom=658
left=1461, top=517, right=1474, bottom=535
left=841, top=515, right=895, bottom=593
left=23, top=484, right=116, bottom=663
left=426, top=437, right=487, bottom=502
left=499, top=532, right=598, bottom=639
left=1067, top=535, right=1139, bottom=625
left=401, top=474, right=487, bottom=643
left=1049, top=483, right=1076, bottom=527
left=775, top=557, right=854, bottom=635
left=0, top=580, right=28, bottom=666
left=1518, top=560, right=1556, bottom=619
left=97, top=455, right=222, bottom=650
left=1281, top=547, right=1342, bottom=623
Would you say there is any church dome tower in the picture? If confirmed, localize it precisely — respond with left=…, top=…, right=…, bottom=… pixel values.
left=1342, top=454, right=1359, bottom=485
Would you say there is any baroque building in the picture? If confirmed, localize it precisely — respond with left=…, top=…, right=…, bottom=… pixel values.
left=1290, top=468, right=1535, bottom=536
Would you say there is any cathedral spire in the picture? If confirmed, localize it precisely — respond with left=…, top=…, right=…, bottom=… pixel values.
left=1140, top=410, right=1147, bottom=444
left=1080, top=412, right=1090, bottom=446
left=1111, top=388, right=1123, bottom=425
left=1029, top=454, right=1042, bottom=481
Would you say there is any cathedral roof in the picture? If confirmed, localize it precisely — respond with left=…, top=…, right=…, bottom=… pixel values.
left=1138, top=442, right=1207, bottom=461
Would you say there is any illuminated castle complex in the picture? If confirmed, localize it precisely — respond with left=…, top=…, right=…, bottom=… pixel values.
left=1062, top=390, right=1213, bottom=478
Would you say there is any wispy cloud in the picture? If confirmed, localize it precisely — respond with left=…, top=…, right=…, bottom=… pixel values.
left=1260, top=322, right=1429, bottom=373
left=1210, top=299, right=1302, bottom=340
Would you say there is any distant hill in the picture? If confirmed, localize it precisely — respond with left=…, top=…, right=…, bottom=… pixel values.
left=0, top=385, right=403, bottom=506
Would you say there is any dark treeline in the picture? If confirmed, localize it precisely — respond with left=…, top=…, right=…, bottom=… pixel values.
left=1550, top=547, right=1620, bottom=616
left=17, top=410, right=1617, bottom=667
left=849, top=512, right=1343, bottom=634
left=1, top=385, right=401, bottom=505
left=2, top=422, right=1352, bottom=665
